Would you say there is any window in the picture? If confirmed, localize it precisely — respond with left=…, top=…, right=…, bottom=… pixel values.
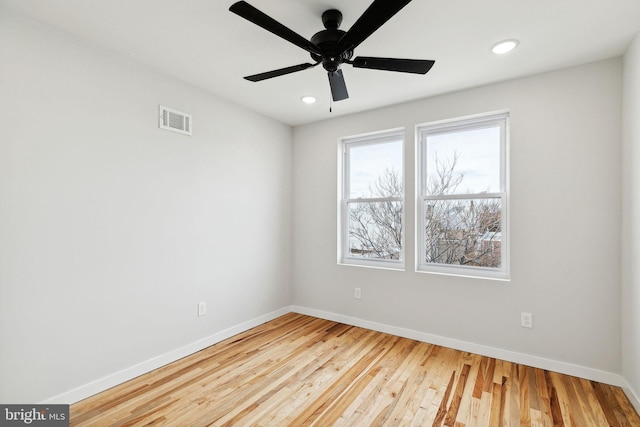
left=340, top=129, right=404, bottom=268
left=417, top=112, right=509, bottom=279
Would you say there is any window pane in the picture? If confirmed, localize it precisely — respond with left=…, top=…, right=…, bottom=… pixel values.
left=348, top=201, right=402, bottom=260
left=349, top=140, right=402, bottom=198
left=426, top=126, right=500, bottom=195
left=423, top=198, right=501, bottom=267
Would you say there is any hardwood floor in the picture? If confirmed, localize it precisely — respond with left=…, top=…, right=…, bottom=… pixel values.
left=71, top=313, right=640, bottom=426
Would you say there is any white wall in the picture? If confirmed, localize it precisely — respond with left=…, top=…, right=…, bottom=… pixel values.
left=0, top=10, right=292, bottom=403
left=1, top=2, right=633, bottom=406
left=293, top=58, right=623, bottom=377
left=622, top=32, right=640, bottom=406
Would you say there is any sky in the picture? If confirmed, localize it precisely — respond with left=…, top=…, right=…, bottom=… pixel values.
left=347, top=125, right=501, bottom=198
left=349, top=140, right=403, bottom=198
left=425, top=126, right=500, bottom=194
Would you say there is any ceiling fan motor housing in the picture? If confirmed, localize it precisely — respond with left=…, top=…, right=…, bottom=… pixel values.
left=229, top=0, right=435, bottom=102
left=310, top=9, right=353, bottom=72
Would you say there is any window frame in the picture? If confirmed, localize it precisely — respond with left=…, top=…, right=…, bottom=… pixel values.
left=416, top=112, right=510, bottom=280
left=339, top=128, right=405, bottom=270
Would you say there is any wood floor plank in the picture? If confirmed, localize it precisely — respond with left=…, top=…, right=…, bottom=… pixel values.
left=483, top=357, right=496, bottom=394
left=519, top=364, right=531, bottom=427
left=471, top=356, right=487, bottom=400
left=432, top=370, right=457, bottom=427
left=559, top=374, right=588, bottom=427
left=611, top=385, right=640, bottom=427
left=70, top=313, right=640, bottom=426
left=377, top=343, right=436, bottom=425
left=547, top=379, right=565, bottom=426
left=285, top=333, right=401, bottom=425
left=534, top=367, right=552, bottom=425
left=488, top=380, right=502, bottom=427
left=453, top=361, right=479, bottom=426
left=576, top=378, right=610, bottom=426
left=591, top=380, right=622, bottom=427
left=444, top=363, right=471, bottom=426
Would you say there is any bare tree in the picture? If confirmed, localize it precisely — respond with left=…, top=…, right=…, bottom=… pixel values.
left=427, top=151, right=464, bottom=195
left=348, top=169, right=402, bottom=260
left=347, top=152, right=502, bottom=268
left=424, top=152, right=501, bottom=267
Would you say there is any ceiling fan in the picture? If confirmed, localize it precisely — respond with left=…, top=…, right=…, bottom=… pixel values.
left=229, top=0, right=435, bottom=102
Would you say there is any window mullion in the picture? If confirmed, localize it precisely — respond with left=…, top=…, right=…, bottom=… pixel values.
left=422, top=193, right=503, bottom=201
left=345, top=196, right=403, bottom=203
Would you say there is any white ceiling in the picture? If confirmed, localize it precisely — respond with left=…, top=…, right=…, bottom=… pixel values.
left=3, top=0, right=640, bottom=126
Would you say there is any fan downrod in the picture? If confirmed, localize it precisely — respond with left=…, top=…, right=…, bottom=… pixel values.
left=321, top=9, right=342, bottom=29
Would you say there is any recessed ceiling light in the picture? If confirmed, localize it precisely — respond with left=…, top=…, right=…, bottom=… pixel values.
left=492, top=39, right=519, bottom=55
left=301, top=96, right=316, bottom=104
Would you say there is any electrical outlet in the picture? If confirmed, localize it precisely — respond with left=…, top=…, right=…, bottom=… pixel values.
left=354, top=287, right=362, bottom=299
left=198, top=301, right=207, bottom=317
left=521, top=312, right=533, bottom=328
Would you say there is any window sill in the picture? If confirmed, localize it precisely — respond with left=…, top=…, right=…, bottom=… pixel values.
left=415, top=266, right=510, bottom=282
left=338, top=259, right=405, bottom=271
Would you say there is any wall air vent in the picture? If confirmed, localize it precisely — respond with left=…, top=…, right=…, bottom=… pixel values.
left=159, top=105, right=192, bottom=136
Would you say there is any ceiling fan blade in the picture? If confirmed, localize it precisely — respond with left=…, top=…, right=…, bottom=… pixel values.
left=328, top=69, right=349, bottom=101
left=230, top=1, right=321, bottom=56
left=244, top=63, right=318, bottom=82
left=337, top=0, right=413, bottom=54
left=351, top=57, right=435, bottom=74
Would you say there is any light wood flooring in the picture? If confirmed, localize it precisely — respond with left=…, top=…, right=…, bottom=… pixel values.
left=71, top=313, right=640, bottom=426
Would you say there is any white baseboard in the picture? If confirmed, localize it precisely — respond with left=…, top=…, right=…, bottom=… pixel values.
left=42, top=306, right=292, bottom=404
left=43, top=304, right=640, bottom=414
left=291, top=305, right=626, bottom=388
left=621, top=379, right=640, bottom=414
